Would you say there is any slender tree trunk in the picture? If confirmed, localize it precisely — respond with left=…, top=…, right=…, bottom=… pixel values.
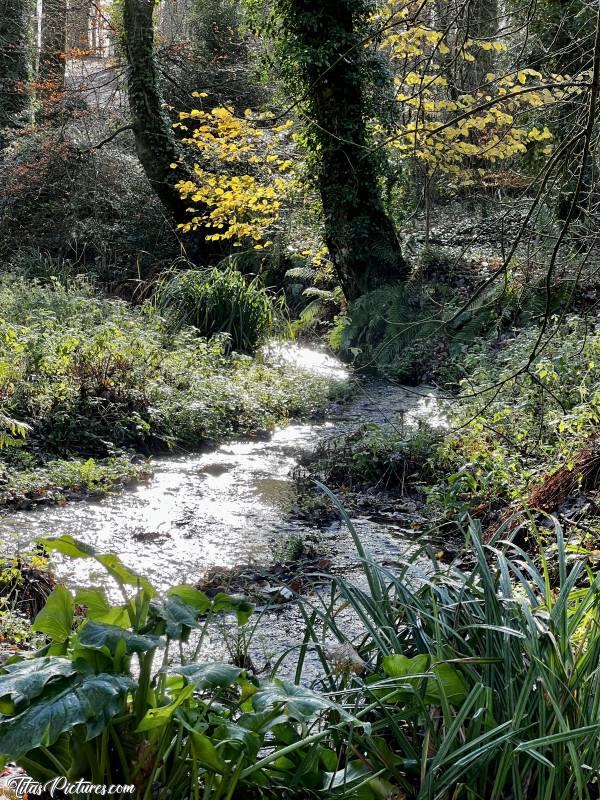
left=121, top=0, right=212, bottom=259
left=462, top=0, right=498, bottom=90
left=67, top=0, right=89, bottom=51
left=278, top=0, right=407, bottom=300
left=0, top=0, right=33, bottom=137
left=39, top=0, right=67, bottom=113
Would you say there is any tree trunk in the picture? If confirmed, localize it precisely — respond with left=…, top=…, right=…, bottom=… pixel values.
left=462, top=0, right=498, bottom=90
left=39, top=0, right=67, bottom=112
left=121, top=0, right=213, bottom=260
left=67, top=0, right=89, bottom=51
left=278, top=0, right=407, bottom=300
left=0, top=0, right=33, bottom=137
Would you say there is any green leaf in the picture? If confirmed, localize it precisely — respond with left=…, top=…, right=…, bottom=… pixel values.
left=75, top=621, right=162, bottom=656
left=0, top=672, right=134, bottom=757
left=427, top=663, right=468, bottom=705
left=382, top=654, right=430, bottom=679
left=150, top=596, right=202, bottom=641
left=136, top=684, right=195, bottom=732
left=382, top=655, right=467, bottom=705
left=0, top=657, right=76, bottom=714
left=74, top=588, right=130, bottom=628
left=213, top=722, right=262, bottom=761
left=31, top=586, right=74, bottom=644
left=253, top=679, right=354, bottom=722
left=211, top=593, right=254, bottom=625
left=37, top=536, right=155, bottom=596
left=167, top=585, right=211, bottom=613
left=174, top=663, right=244, bottom=689
left=190, top=731, right=226, bottom=773
left=324, top=760, right=373, bottom=790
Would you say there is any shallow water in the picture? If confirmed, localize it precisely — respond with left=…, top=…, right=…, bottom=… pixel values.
left=0, top=344, right=443, bottom=599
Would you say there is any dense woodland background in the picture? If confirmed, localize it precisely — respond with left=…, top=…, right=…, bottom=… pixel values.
left=1, top=1, right=600, bottom=798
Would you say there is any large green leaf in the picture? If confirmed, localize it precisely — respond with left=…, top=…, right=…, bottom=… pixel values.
left=427, top=663, right=468, bottom=705
left=253, top=679, right=354, bottom=722
left=167, top=585, right=211, bottom=613
left=0, top=672, right=134, bottom=757
left=174, top=663, right=245, bottom=690
left=189, top=731, right=226, bottom=773
left=75, top=621, right=162, bottom=656
left=0, top=658, right=76, bottom=715
left=382, top=654, right=467, bottom=705
left=74, top=588, right=130, bottom=628
left=31, top=586, right=74, bottom=644
left=382, top=654, right=430, bottom=679
left=213, top=722, right=262, bottom=762
left=37, top=536, right=155, bottom=596
left=150, top=596, right=202, bottom=641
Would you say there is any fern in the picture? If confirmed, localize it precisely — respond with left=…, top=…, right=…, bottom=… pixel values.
left=285, top=266, right=315, bottom=282
left=0, top=413, right=29, bottom=449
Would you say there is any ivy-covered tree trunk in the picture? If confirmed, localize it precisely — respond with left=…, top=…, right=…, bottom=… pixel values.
left=39, top=0, right=68, bottom=114
left=276, top=0, right=407, bottom=300
left=122, top=0, right=188, bottom=217
left=122, top=0, right=214, bottom=261
left=0, top=0, right=32, bottom=138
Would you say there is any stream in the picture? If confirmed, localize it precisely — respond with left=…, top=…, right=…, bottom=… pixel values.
left=0, top=344, right=443, bottom=677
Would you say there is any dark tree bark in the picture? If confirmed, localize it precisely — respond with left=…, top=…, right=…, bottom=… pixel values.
left=277, top=0, right=407, bottom=300
left=0, top=0, right=32, bottom=138
left=122, top=0, right=190, bottom=219
left=67, top=0, right=89, bottom=51
left=121, top=0, right=214, bottom=260
left=39, top=0, right=68, bottom=114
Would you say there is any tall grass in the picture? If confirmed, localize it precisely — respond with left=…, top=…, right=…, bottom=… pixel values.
left=294, top=496, right=600, bottom=799
left=156, top=266, right=274, bottom=353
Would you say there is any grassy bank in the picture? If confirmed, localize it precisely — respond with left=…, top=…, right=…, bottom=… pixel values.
left=0, top=276, right=338, bottom=508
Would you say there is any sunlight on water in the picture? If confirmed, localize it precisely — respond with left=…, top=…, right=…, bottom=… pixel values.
left=0, top=344, right=444, bottom=597
left=263, top=341, right=350, bottom=380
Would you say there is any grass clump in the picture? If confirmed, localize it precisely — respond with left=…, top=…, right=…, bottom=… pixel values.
left=157, top=266, right=276, bottom=354
left=295, top=504, right=600, bottom=799
left=298, top=423, right=442, bottom=493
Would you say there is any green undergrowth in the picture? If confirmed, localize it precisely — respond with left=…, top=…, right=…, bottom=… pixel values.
left=0, top=454, right=152, bottom=508
left=296, top=422, right=442, bottom=493
left=0, top=550, right=54, bottom=653
left=0, top=275, right=339, bottom=507
left=428, top=316, right=600, bottom=521
left=332, top=269, right=578, bottom=383
left=304, top=315, right=600, bottom=546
